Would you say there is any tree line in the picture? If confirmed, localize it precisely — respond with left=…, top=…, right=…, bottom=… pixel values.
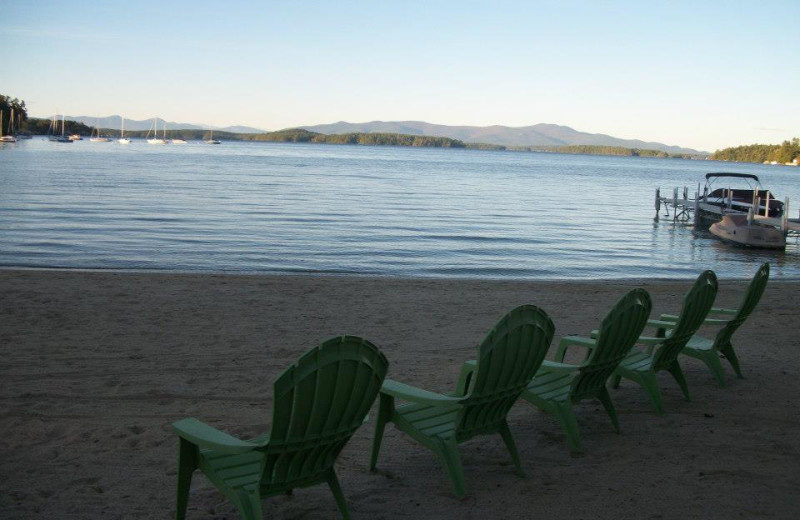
left=710, top=138, right=800, bottom=165
left=242, top=128, right=466, bottom=147
left=530, top=145, right=695, bottom=159
left=470, top=144, right=697, bottom=159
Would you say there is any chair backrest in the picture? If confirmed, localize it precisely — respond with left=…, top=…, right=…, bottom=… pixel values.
left=455, top=305, right=554, bottom=441
left=571, top=289, right=652, bottom=402
left=713, top=262, right=769, bottom=349
left=653, top=270, right=718, bottom=371
left=263, top=336, right=388, bottom=490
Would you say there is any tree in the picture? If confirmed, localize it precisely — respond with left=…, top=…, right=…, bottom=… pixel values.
left=0, top=95, right=28, bottom=133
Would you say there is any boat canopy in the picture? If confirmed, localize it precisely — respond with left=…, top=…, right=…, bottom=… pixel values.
left=705, top=172, right=760, bottom=182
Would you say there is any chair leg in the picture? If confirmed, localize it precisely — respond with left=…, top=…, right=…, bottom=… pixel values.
left=437, top=439, right=466, bottom=498
left=176, top=438, right=198, bottom=520
left=638, top=371, right=664, bottom=415
left=552, top=401, right=583, bottom=453
left=234, top=488, right=263, bottom=520
left=369, top=393, right=393, bottom=471
left=701, top=350, right=727, bottom=387
left=598, top=387, right=620, bottom=433
left=720, top=343, right=744, bottom=379
left=327, top=470, right=350, bottom=520
left=666, top=361, right=691, bottom=401
left=498, top=421, right=525, bottom=477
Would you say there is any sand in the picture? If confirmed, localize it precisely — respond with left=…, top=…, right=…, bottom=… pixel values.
left=1, top=269, right=798, bottom=519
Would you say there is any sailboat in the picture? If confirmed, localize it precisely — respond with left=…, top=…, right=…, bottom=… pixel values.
left=118, top=117, right=131, bottom=144
left=170, top=125, right=187, bottom=144
left=16, top=112, right=32, bottom=139
left=0, top=109, right=18, bottom=142
left=146, top=118, right=167, bottom=144
left=205, top=127, right=220, bottom=144
left=90, top=120, right=111, bottom=142
left=49, top=114, right=71, bottom=143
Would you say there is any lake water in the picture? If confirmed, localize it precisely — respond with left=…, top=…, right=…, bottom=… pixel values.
left=1, top=138, right=798, bottom=280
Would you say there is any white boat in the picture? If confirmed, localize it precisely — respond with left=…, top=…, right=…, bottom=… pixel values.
left=89, top=122, right=110, bottom=142
left=146, top=118, right=167, bottom=144
left=118, top=117, right=131, bottom=144
left=710, top=211, right=786, bottom=250
left=170, top=139, right=187, bottom=144
left=205, top=128, right=220, bottom=144
left=69, top=134, right=83, bottom=141
left=0, top=109, right=18, bottom=142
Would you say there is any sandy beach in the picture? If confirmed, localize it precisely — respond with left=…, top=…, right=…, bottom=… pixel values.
left=1, top=269, right=798, bottom=519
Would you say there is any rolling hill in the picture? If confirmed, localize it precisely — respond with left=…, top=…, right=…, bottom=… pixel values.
left=50, top=115, right=706, bottom=154
left=300, top=121, right=706, bottom=155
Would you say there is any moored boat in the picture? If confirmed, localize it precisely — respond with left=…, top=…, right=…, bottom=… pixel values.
left=146, top=118, right=167, bottom=144
left=48, top=114, right=72, bottom=143
left=709, top=212, right=786, bottom=250
left=655, top=171, right=798, bottom=245
left=695, top=172, right=784, bottom=229
left=118, top=117, right=131, bottom=144
left=89, top=121, right=110, bottom=142
left=0, top=109, right=19, bottom=142
left=204, top=128, right=220, bottom=144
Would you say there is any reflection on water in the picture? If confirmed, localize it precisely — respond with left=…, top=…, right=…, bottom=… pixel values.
left=0, top=139, right=798, bottom=279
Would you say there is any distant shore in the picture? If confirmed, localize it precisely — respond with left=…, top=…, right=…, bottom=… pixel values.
left=1, top=269, right=798, bottom=519
left=20, top=116, right=705, bottom=159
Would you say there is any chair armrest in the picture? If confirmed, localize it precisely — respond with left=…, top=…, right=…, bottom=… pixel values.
left=554, top=336, right=596, bottom=362
left=659, top=313, right=679, bottom=321
left=173, top=418, right=267, bottom=453
left=647, top=319, right=677, bottom=329
left=456, top=360, right=477, bottom=395
left=539, top=359, right=581, bottom=373
left=702, top=317, right=731, bottom=326
left=710, top=307, right=738, bottom=315
left=638, top=335, right=664, bottom=345
left=381, top=379, right=463, bottom=408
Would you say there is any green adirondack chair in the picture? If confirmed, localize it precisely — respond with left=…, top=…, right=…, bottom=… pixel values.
left=369, top=305, right=555, bottom=498
left=610, top=270, right=718, bottom=414
left=172, top=336, right=389, bottom=520
left=661, top=262, right=769, bottom=386
left=519, top=288, right=652, bottom=453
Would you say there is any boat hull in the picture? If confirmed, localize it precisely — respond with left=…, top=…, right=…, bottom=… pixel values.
left=709, top=214, right=786, bottom=250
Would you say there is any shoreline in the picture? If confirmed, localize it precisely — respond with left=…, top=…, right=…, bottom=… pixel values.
left=1, top=269, right=798, bottom=519
left=4, top=266, right=799, bottom=284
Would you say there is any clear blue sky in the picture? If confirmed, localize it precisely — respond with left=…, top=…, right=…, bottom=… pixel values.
left=3, top=0, right=798, bottom=151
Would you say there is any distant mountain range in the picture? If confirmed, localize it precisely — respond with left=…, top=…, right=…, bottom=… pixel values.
left=51, top=115, right=706, bottom=154
left=301, top=121, right=707, bottom=155
left=62, top=115, right=265, bottom=134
